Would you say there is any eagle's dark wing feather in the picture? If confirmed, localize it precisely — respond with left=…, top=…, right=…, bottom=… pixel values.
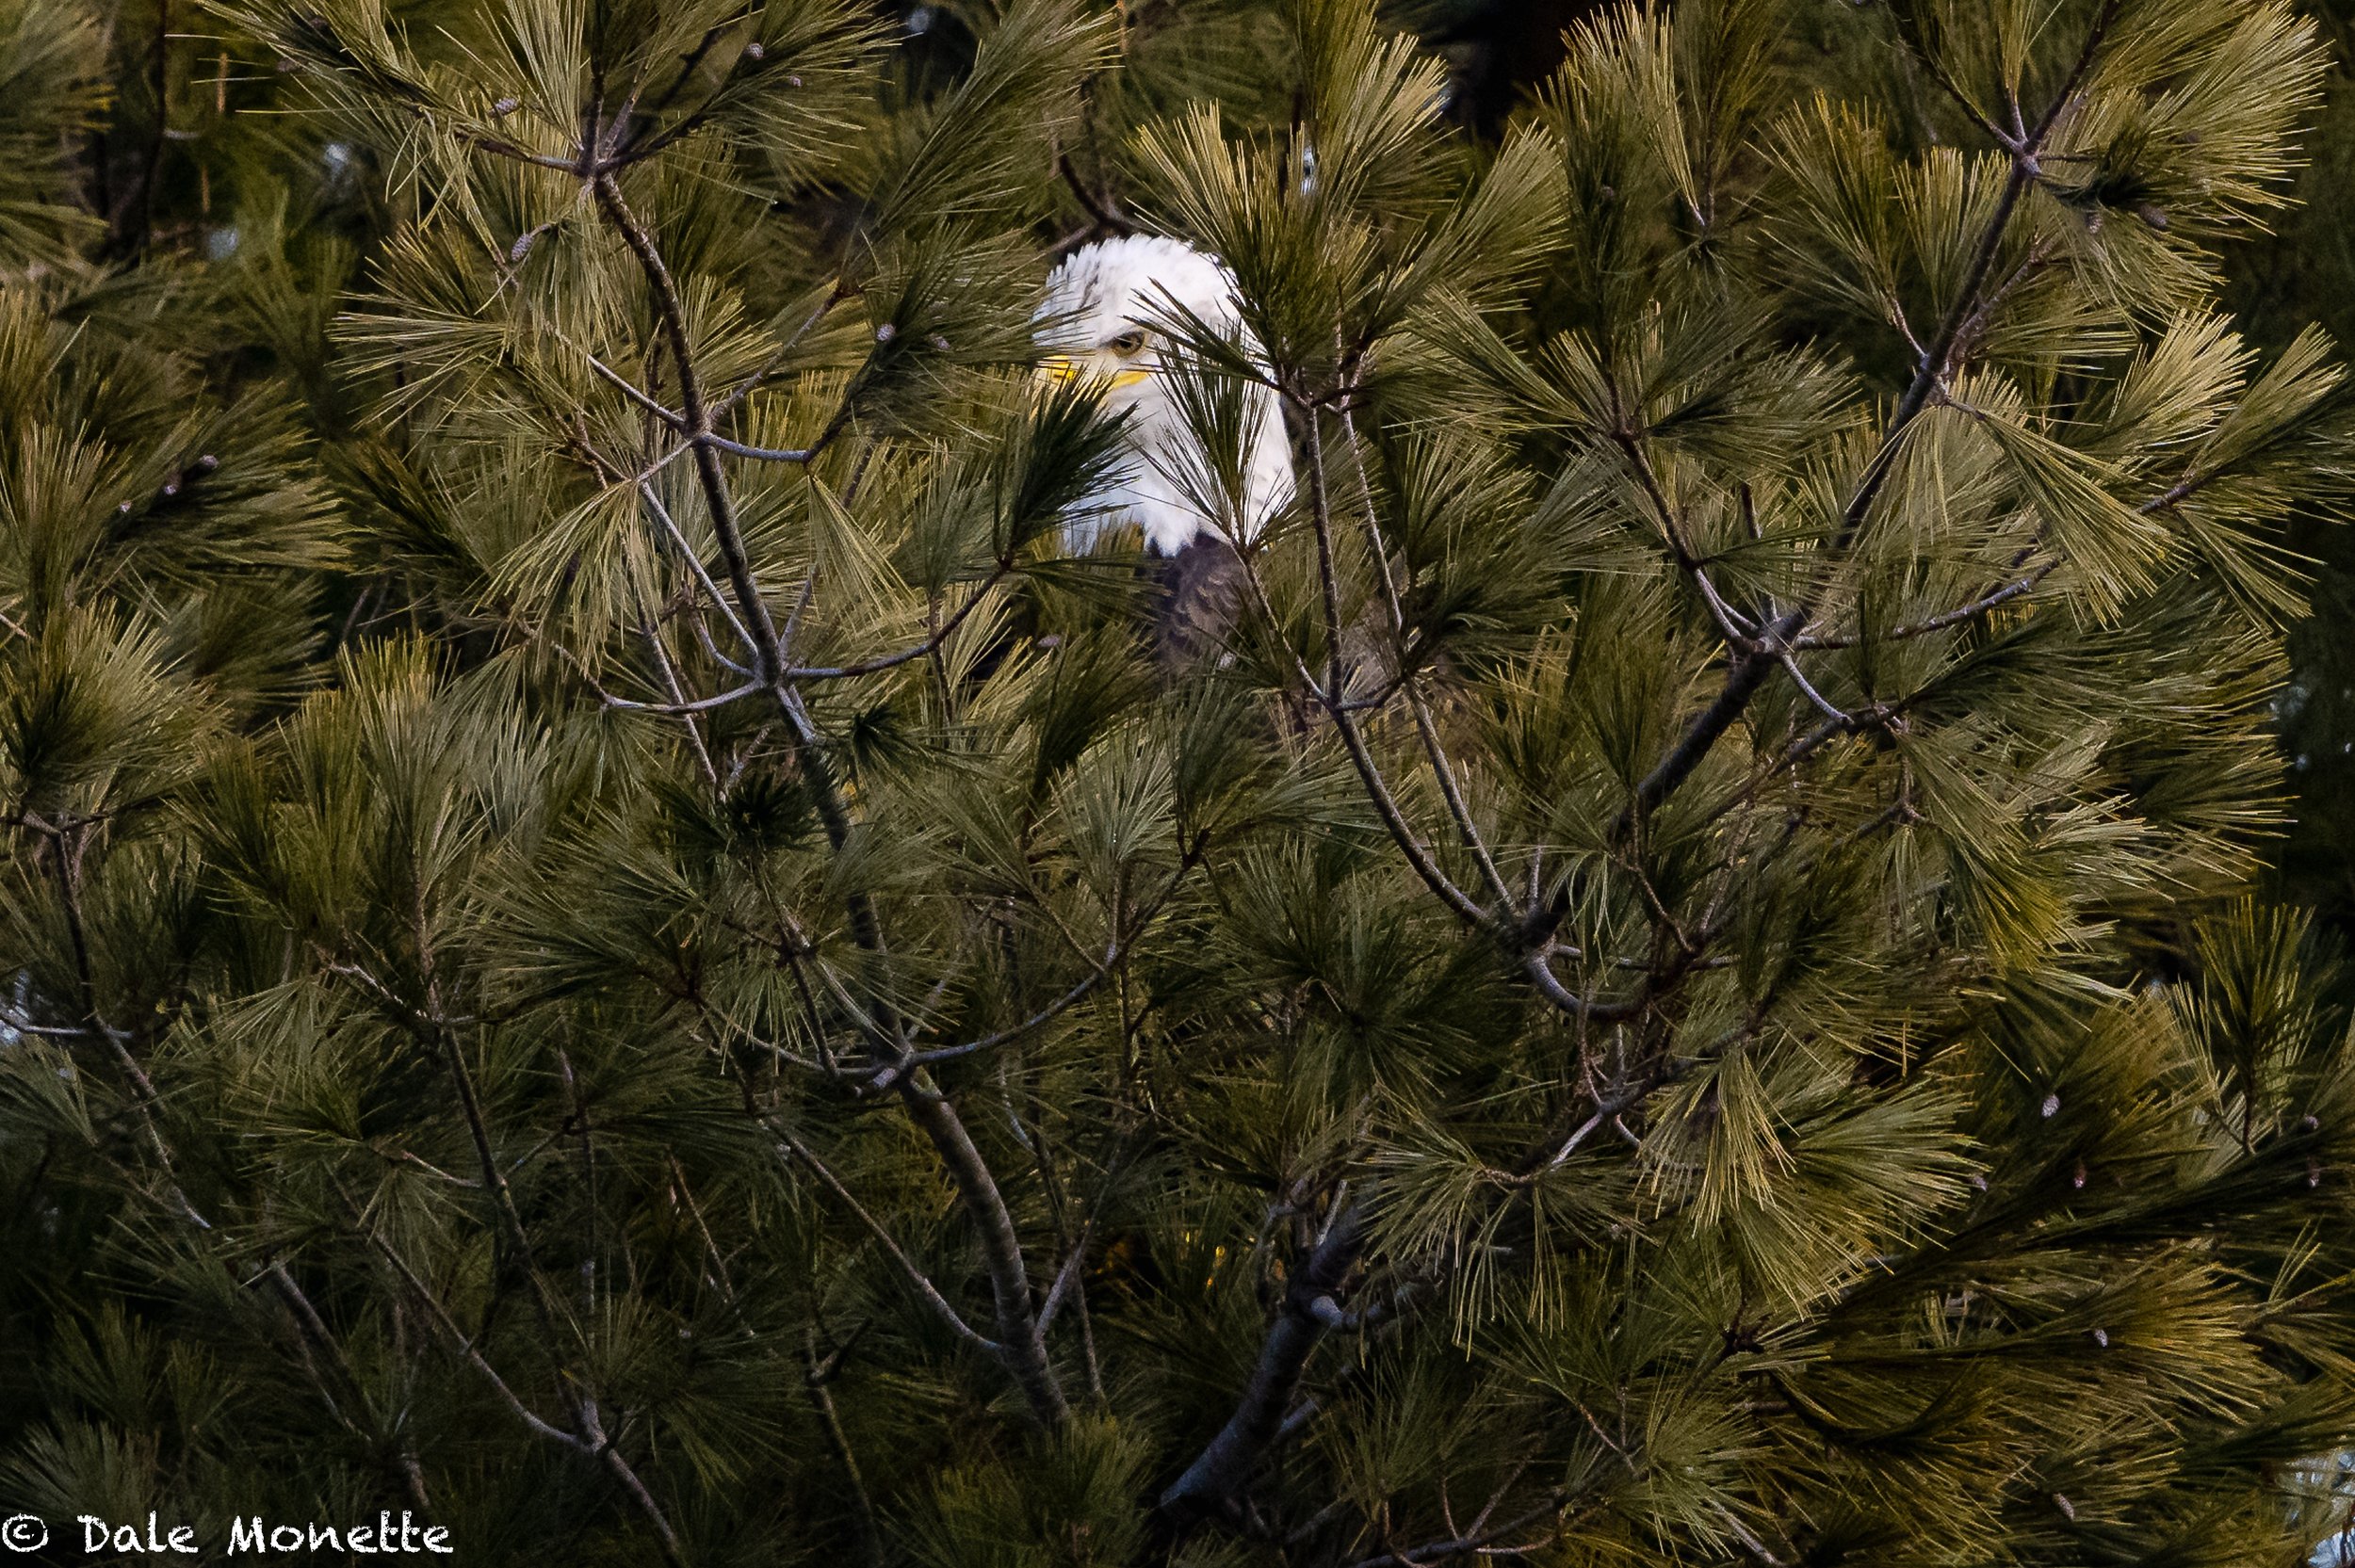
left=1149, top=535, right=1247, bottom=665
left=1146, top=533, right=1401, bottom=688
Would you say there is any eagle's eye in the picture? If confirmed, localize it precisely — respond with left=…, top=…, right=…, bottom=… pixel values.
left=1108, top=329, right=1148, bottom=356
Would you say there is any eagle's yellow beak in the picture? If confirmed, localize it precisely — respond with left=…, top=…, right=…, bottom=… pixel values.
left=1037, top=355, right=1152, bottom=392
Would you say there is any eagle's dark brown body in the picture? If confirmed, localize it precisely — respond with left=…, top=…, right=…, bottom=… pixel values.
left=1149, top=536, right=1249, bottom=665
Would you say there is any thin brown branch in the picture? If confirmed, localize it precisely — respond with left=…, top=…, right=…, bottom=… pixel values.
left=642, top=622, right=722, bottom=787
left=804, top=1325, right=886, bottom=1568
left=779, top=573, right=1014, bottom=681
left=1342, top=1492, right=1574, bottom=1568
left=1296, top=412, right=1492, bottom=927
left=1610, top=427, right=1763, bottom=655
left=17, top=826, right=429, bottom=1511
left=581, top=349, right=689, bottom=428
left=339, top=1183, right=688, bottom=1566
left=1057, top=150, right=1128, bottom=233
left=896, top=1079, right=1070, bottom=1423
left=1793, top=558, right=2057, bottom=651
left=1573, top=2, right=2092, bottom=863
left=592, top=172, right=798, bottom=693
left=710, top=283, right=854, bottom=421
left=1159, top=1204, right=1364, bottom=1519
left=593, top=165, right=1065, bottom=1436
left=1340, top=408, right=1520, bottom=915
left=866, top=952, right=1113, bottom=1086
left=761, top=1115, right=998, bottom=1352
left=1521, top=950, right=1645, bottom=1022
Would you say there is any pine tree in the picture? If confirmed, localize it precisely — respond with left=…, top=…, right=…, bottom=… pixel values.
left=7, top=0, right=2355, bottom=1564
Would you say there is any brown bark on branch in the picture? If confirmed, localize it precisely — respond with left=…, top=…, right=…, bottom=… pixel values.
left=590, top=166, right=1068, bottom=1429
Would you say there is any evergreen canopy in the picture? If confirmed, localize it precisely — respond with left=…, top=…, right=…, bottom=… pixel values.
left=4, top=0, right=2355, bottom=1563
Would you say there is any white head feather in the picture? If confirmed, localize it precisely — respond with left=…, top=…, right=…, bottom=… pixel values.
left=1035, top=235, right=1295, bottom=557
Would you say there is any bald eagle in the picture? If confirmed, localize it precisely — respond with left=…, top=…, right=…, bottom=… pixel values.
left=1035, top=235, right=1295, bottom=655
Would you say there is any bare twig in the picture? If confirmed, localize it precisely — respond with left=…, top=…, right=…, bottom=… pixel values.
left=1340, top=408, right=1519, bottom=914
left=1793, top=558, right=2057, bottom=651
left=1341, top=1492, right=1574, bottom=1568
left=804, top=1325, right=886, bottom=1568
left=1295, top=412, right=1492, bottom=927
left=345, top=1188, right=688, bottom=1568
left=760, top=1115, right=999, bottom=1351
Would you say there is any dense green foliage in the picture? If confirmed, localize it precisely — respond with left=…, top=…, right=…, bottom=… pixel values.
left=7, top=1, right=2355, bottom=1564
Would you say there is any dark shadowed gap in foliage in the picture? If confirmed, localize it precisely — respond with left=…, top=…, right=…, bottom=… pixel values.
left=2223, top=3, right=2355, bottom=941
left=1391, top=0, right=1601, bottom=132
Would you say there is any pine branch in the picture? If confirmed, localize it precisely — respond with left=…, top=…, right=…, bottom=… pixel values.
left=803, top=1325, right=886, bottom=1568
left=351, top=1207, right=573, bottom=1444
left=1158, top=962, right=1796, bottom=1524
left=865, top=958, right=1113, bottom=1082
left=578, top=669, right=767, bottom=713
left=37, top=820, right=261, bottom=1231
left=1057, top=149, right=1128, bottom=234
left=627, top=476, right=757, bottom=652
left=1791, top=559, right=2057, bottom=651
left=896, top=1078, right=1071, bottom=1424
left=591, top=173, right=800, bottom=695
left=15, top=824, right=430, bottom=1516
left=347, top=1198, right=689, bottom=1568
left=1340, top=407, right=1519, bottom=915
left=759, top=1114, right=999, bottom=1352
left=589, top=179, right=1063, bottom=1423
left=1159, top=1203, right=1363, bottom=1519
left=663, top=1153, right=748, bottom=1327
left=641, top=622, right=722, bottom=788
left=867, top=849, right=1204, bottom=1087
left=1609, top=425, right=1765, bottom=655
left=710, top=284, right=854, bottom=422
left=327, top=908, right=674, bottom=1544
left=579, top=348, right=689, bottom=428
left=1544, top=0, right=2120, bottom=899
left=1294, top=411, right=1493, bottom=928
left=1520, top=949, right=1647, bottom=1022
left=775, top=576, right=1015, bottom=681
left=1341, top=1490, right=1574, bottom=1568
left=135, top=0, right=167, bottom=253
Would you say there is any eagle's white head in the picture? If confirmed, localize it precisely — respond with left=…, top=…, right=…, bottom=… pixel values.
left=1035, top=234, right=1295, bottom=557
